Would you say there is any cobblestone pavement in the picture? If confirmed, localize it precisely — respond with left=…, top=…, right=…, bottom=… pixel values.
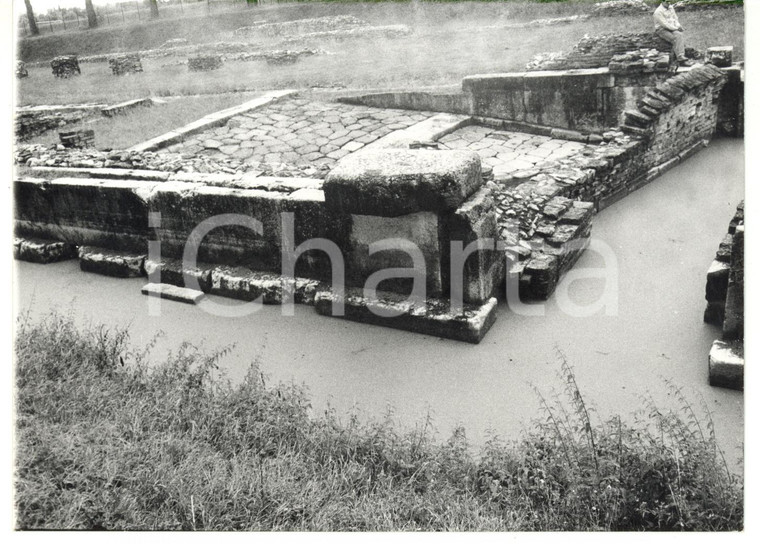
left=438, top=125, right=593, bottom=178
left=167, top=99, right=435, bottom=171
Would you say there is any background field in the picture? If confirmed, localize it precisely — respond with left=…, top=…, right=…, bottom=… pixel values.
left=16, top=1, right=745, bottom=106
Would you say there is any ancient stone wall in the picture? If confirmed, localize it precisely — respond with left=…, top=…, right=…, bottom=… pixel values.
left=705, top=201, right=744, bottom=390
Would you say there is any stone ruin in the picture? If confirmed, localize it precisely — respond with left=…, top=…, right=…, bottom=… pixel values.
left=608, top=49, right=672, bottom=74
left=16, top=61, right=28, bottom=79
left=705, top=201, right=744, bottom=390
left=59, top=129, right=95, bottom=149
left=12, top=34, right=743, bottom=343
left=108, top=54, right=143, bottom=76
left=188, top=55, right=223, bottom=72
left=526, top=33, right=702, bottom=72
left=51, top=55, right=81, bottom=78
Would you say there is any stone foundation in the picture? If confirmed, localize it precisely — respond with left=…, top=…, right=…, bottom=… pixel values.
left=59, top=129, right=95, bottom=148
left=108, top=54, right=143, bottom=75
left=704, top=201, right=744, bottom=390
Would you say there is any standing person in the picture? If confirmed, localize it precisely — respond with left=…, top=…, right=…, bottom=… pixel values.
left=653, top=1, right=694, bottom=66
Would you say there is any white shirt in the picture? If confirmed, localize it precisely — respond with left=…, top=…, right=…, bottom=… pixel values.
left=653, top=4, right=681, bottom=32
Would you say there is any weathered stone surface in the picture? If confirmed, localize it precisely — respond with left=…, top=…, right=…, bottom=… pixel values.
left=347, top=211, right=442, bottom=296
left=78, top=246, right=146, bottom=278
left=324, top=149, right=482, bottom=216
left=708, top=339, right=743, bottom=391
left=13, top=236, right=77, bottom=264
left=144, top=258, right=214, bottom=293
left=723, top=226, right=743, bottom=341
left=314, top=288, right=498, bottom=344
left=444, top=187, right=503, bottom=304
left=14, top=177, right=154, bottom=253
left=209, top=266, right=321, bottom=305
left=141, top=283, right=205, bottom=305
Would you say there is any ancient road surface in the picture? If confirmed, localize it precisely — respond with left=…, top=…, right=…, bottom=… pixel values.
left=14, top=139, right=744, bottom=467
left=165, top=99, right=435, bottom=169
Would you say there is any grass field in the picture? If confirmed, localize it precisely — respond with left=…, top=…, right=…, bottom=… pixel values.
left=23, top=92, right=264, bottom=149
left=16, top=2, right=744, bottom=106
left=14, top=313, right=743, bottom=530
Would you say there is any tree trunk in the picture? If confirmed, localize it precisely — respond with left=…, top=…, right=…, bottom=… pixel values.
left=23, top=0, right=39, bottom=36
left=85, top=0, right=98, bottom=29
left=149, top=0, right=160, bottom=18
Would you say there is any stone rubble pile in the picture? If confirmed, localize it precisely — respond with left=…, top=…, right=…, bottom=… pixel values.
left=527, top=33, right=682, bottom=71
left=188, top=55, right=223, bottom=72
left=234, top=15, right=367, bottom=38
left=108, top=54, right=143, bottom=75
left=16, top=61, right=28, bottom=78
left=51, top=55, right=81, bottom=78
left=608, top=49, right=672, bottom=74
left=15, top=144, right=327, bottom=179
left=59, top=129, right=95, bottom=148
left=590, top=0, right=650, bottom=17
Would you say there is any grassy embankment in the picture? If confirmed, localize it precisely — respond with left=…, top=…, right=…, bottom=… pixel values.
left=15, top=313, right=742, bottom=530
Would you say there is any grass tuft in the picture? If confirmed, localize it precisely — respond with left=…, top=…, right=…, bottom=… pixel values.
left=14, top=314, right=742, bottom=530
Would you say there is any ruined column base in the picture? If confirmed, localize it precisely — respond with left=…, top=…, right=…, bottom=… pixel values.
left=708, top=340, right=743, bottom=391
left=13, top=236, right=77, bottom=264
left=314, top=288, right=498, bottom=344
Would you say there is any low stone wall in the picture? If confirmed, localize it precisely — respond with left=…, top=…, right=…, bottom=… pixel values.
left=13, top=149, right=500, bottom=342
left=51, top=55, right=80, bottom=78
left=704, top=201, right=744, bottom=390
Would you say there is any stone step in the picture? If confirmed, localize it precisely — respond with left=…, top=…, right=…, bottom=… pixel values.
left=14, top=236, right=77, bottom=264
left=623, top=110, right=654, bottom=128
left=141, top=283, right=205, bottom=305
left=314, top=288, right=498, bottom=344
left=78, top=246, right=146, bottom=278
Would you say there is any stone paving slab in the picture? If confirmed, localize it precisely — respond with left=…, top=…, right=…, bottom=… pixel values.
left=167, top=98, right=436, bottom=173
left=130, top=90, right=297, bottom=152
left=141, top=283, right=206, bottom=305
left=437, top=125, right=593, bottom=177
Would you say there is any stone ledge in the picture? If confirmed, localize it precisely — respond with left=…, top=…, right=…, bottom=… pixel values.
left=141, top=283, right=205, bottom=305
left=79, top=246, right=146, bottom=278
left=129, top=90, right=297, bottom=152
left=324, top=148, right=482, bottom=216
left=708, top=339, right=743, bottom=391
left=209, top=266, right=322, bottom=305
left=13, top=236, right=77, bottom=264
left=314, top=289, right=498, bottom=344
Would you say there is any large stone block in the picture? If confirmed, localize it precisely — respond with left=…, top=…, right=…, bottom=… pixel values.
left=443, top=187, right=503, bottom=305
left=347, top=211, right=442, bottom=296
left=78, top=246, right=146, bottom=278
left=14, top=177, right=153, bottom=253
left=324, top=149, right=482, bottom=217
left=13, top=236, right=77, bottom=264
left=314, top=287, right=498, bottom=344
left=150, top=183, right=349, bottom=280
left=708, top=339, right=743, bottom=391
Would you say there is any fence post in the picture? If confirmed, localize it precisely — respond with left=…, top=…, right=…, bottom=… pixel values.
left=136, top=0, right=141, bottom=21
left=60, top=8, right=67, bottom=31
left=48, top=19, right=54, bottom=33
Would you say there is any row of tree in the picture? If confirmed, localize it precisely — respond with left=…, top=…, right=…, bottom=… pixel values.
left=23, top=0, right=161, bottom=36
